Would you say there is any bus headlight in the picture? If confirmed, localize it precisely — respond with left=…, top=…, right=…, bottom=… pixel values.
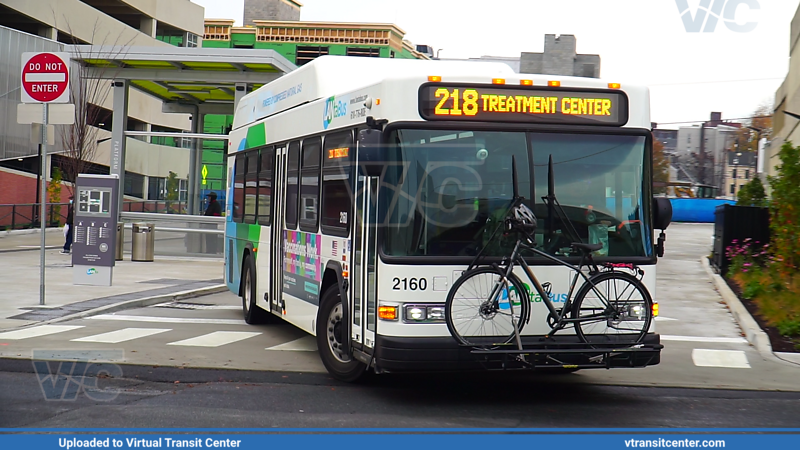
left=403, top=304, right=446, bottom=323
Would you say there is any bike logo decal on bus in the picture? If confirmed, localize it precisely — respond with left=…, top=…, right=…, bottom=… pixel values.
left=498, top=283, right=567, bottom=309
left=323, top=96, right=348, bottom=130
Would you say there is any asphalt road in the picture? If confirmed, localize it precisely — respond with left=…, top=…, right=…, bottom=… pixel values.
left=2, top=366, right=800, bottom=428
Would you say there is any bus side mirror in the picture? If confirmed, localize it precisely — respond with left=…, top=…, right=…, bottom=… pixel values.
left=653, top=197, right=672, bottom=258
left=653, top=197, right=672, bottom=231
left=357, top=128, right=384, bottom=177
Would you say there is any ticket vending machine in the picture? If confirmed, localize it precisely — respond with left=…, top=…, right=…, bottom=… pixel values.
left=72, top=174, right=120, bottom=286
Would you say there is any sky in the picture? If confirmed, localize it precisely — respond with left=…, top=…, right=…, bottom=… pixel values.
left=190, top=0, right=800, bottom=129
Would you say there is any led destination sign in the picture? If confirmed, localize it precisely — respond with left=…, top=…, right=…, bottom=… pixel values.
left=418, top=84, right=628, bottom=126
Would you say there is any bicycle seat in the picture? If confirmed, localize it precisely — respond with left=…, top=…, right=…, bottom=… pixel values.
left=571, top=242, right=603, bottom=253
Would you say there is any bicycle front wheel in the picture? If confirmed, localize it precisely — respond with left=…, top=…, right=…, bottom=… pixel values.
left=572, top=271, right=653, bottom=347
left=445, top=266, right=530, bottom=350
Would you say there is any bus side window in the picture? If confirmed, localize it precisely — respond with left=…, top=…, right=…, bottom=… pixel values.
left=244, top=151, right=259, bottom=224
left=285, top=141, right=301, bottom=229
left=257, top=147, right=274, bottom=226
left=321, top=130, right=353, bottom=236
left=300, top=137, right=322, bottom=232
left=233, top=154, right=246, bottom=223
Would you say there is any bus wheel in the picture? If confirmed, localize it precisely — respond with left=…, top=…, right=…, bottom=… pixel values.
left=241, top=255, right=274, bottom=325
left=316, top=285, right=368, bottom=382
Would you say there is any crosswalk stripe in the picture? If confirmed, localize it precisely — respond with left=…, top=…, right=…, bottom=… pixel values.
left=87, top=314, right=244, bottom=325
left=71, top=328, right=172, bottom=344
left=692, top=349, right=751, bottom=368
left=166, top=331, right=261, bottom=347
left=661, top=335, right=748, bottom=344
left=0, top=325, right=84, bottom=340
left=265, top=336, right=317, bottom=352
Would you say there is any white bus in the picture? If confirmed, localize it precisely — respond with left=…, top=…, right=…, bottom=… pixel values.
left=225, top=55, right=671, bottom=381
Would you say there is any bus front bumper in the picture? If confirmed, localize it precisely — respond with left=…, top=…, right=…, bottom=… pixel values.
left=371, top=333, right=662, bottom=373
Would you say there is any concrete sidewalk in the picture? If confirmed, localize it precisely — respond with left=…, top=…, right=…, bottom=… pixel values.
left=0, top=230, right=227, bottom=331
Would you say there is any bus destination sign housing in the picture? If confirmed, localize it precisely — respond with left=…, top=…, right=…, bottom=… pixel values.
left=418, top=83, right=629, bottom=126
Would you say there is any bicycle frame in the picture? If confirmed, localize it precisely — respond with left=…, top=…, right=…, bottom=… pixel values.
left=494, top=236, right=615, bottom=336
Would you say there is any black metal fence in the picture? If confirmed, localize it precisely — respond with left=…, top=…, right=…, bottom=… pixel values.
left=0, top=201, right=190, bottom=231
left=712, top=204, right=771, bottom=274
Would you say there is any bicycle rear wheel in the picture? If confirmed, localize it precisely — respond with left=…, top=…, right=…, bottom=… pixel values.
left=572, top=271, right=653, bottom=347
left=445, top=266, right=530, bottom=350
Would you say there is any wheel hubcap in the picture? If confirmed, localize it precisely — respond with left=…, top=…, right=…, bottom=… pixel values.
left=326, top=303, right=350, bottom=363
left=243, top=270, right=250, bottom=312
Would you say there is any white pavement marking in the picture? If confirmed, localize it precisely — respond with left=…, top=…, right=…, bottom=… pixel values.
left=166, top=331, right=262, bottom=348
left=87, top=314, right=244, bottom=325
left=265, top=336, right=317, bottom=352
left=661, top=335, right=748, bottom=344
left=71, top=328, right=171, bottom=344
left=692, top=349, right=751, bottom=368
left=654, top=316, right=678, bottom=322
left=0, top=325, right=84, bottom=340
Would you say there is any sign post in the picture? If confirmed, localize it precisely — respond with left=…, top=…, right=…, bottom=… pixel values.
left=20, top=52, right=71, bottom=306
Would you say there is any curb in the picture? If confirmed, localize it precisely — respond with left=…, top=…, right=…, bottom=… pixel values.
left=700, top=256, right=775, bottom=358
left=0, top=227, right=61, bottom=238
left=9, top=284, right=228, bottom=330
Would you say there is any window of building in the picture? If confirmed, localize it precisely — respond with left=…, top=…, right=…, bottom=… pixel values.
left=148, top=177, right=165, bottom=200
left=745, top=169, right=750, bottom=179
left=296, top=46, right=329, bottom=66
left=258, top=147, right=274, bottom=225
left=124, top=171, right=145, bottom=199
left=730, top=184, right=736, bottom=195
left=732, top=169, right=737, bottom=179
left=300, top=137, right=322, bottom=232
left=346, top=47, right=380, bottom=57
left=185, top=33, right=199, bottom=48
left=233, top=154, right=246, bottom=223
left=322, top=131, right=354, bottom=236
left=285, top=141, right=300, bottom=229
left=179, top=179, right=188, bottom=202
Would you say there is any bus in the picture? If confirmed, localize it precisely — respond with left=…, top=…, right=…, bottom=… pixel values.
left=225, top=55, right=672, bottom=381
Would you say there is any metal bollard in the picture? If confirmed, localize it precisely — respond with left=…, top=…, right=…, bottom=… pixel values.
left=116, top=223, right=124, bottom=261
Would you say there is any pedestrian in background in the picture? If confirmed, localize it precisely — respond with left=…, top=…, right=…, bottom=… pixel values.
left=204, top=192, right=222, bottom=254
left=60, top=196, right=74, bottom=255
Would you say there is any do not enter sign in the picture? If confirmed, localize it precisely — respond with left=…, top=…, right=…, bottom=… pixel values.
left=21, top=52, right=71, bottom=103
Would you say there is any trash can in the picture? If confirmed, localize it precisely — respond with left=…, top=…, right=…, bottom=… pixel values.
left=131, top=223, right=155, bottom=262
left=115, top=223, right=124, bottom=261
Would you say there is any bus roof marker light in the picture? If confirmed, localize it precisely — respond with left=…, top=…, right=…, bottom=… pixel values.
left=520, top=80, right=533, bottom=86
left=608, top=83, right=621, bottom=89
left=428, top=76, right=442, bottom=82
left=548, top=80, right=561, bottom=87
left=378, top=306, right=398, bottom=321
left=492, top=78, right=505, bottom=85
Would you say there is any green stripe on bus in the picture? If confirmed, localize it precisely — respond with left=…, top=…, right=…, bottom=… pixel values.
left=245, top=123, right=267, bottom=149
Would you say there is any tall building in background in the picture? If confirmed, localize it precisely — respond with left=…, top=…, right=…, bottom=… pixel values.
left=244, top=0, right=301, bottom=26
left=520, top=34, right=600, bottom=78
left=0, top=0, right=205, bottom=207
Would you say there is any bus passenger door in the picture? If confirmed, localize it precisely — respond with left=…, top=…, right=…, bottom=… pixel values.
left=351, top=175, right=379, bottom=354
left=270, top=145, right=287, bottom=313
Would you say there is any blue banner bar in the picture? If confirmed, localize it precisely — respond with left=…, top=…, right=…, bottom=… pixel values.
left=0, top=433, right=799, bottom=450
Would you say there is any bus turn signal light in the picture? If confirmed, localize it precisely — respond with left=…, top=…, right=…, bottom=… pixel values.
left=428, top=75, right=442, bottom=82
left=608, top=83, right=621, bottom=89
left=520, top=80, right=533, bottom=86
left=378, top=306, right=398, bottom=321
left=652, top=303, right=659, bottom=317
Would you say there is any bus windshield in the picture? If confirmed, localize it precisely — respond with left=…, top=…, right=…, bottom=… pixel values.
left=382, top=129, right=652, bottom=260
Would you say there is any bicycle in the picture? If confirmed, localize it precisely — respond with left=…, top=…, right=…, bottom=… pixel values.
left=444, top=195, right=654, bottom=352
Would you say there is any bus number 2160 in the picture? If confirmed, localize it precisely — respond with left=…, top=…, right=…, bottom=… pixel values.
left=392, top=277, right=427, bottom=291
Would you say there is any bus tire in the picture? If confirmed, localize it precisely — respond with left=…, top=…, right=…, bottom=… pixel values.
left=316, top=285, right=368, bottom=383
left=241, top=255, right=274, bottom=325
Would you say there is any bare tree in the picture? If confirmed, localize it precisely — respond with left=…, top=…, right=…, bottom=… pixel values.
left=57, top=19, right=135, bottom=195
